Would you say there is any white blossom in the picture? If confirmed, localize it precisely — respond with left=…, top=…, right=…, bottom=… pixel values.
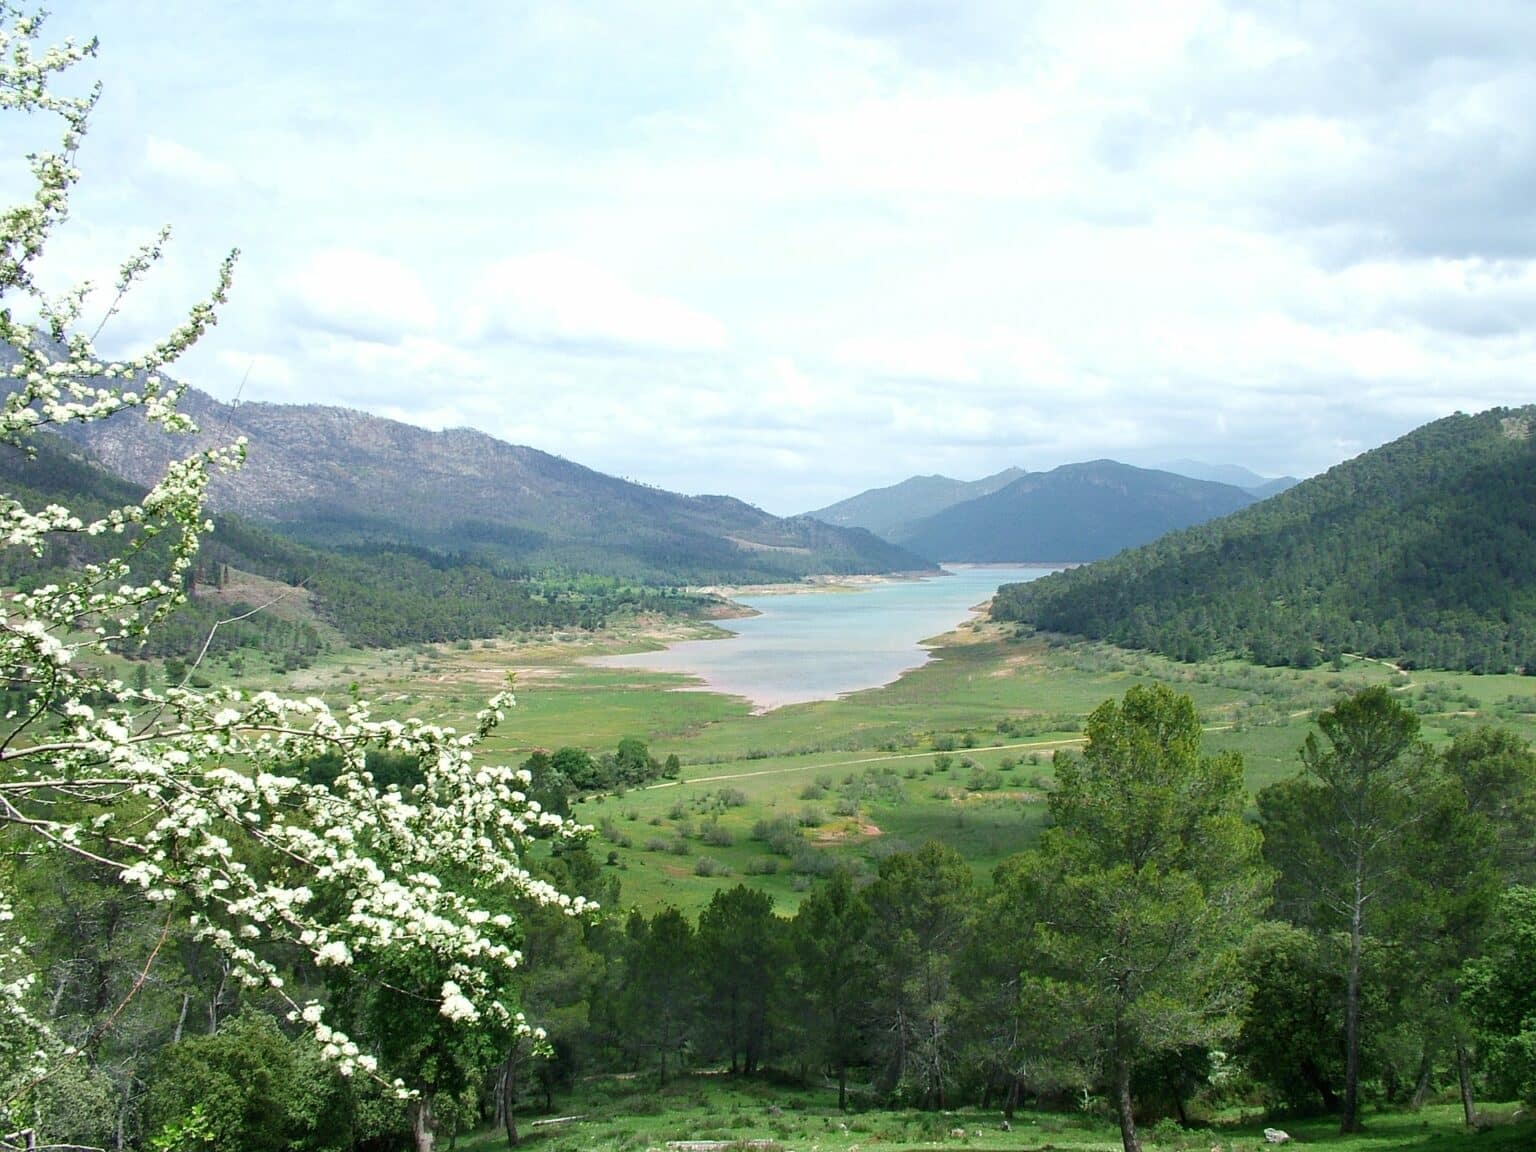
left=0, top=3, right=591, bottom=1105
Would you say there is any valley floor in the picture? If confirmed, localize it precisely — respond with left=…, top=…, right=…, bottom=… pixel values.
left=210, top=606, right=1536, bottom=915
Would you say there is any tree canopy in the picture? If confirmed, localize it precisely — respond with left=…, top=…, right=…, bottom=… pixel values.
left=992, top=409, right=1536, bottom=672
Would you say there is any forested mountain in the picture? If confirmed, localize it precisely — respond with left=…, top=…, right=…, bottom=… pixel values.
left=0, top=433, right=718, bottom=660
left=992, top=407, right=1536, bottom=671
left=900, top=460, right=1257, bottom=562
left=806, top=467, right=1025, bottom=540
left=1158, top=458, right=1299, bottom=496
left=48, top=383, right=934, bottom=584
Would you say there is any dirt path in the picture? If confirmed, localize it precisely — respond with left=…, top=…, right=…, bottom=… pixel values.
left=643, top=722, right=1261, bottom=790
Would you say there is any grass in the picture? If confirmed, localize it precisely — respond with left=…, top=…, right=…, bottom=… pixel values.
left=446, top=1074, right=1533, bottom=1152
left=179, top=600, right=1536, bottom=916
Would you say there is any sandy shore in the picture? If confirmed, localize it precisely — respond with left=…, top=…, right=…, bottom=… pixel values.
left=693, top=569, right=937, bottom=601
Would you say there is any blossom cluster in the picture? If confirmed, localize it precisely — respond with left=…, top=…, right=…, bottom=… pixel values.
left=0, top=3, right=590, bottom=1101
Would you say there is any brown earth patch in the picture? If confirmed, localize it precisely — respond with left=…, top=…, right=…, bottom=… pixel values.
left=991, top=649, right=1047, bottom=676
left=961, top=789, right=1046, bottom=805
left=811, top=819, right=883, bottom=843
left=423, top=664, right=565, bottom=687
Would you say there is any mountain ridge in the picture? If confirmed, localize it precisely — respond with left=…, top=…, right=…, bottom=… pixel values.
left=1156, top=458, right=1299, bottom=495
left=805, top=467, right=1025, bottom=541
left=991, top=407, right=1536, bottom=672
left=46, top=382, right=936, bottom=584
left=899, top=460, right=1257, bottom=562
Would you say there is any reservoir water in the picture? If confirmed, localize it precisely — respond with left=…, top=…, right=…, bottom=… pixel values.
left=592, top=564, right=1057, bottom=711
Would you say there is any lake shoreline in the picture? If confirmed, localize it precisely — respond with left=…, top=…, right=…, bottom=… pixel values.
left=591, top=565, right=1058, bottom=713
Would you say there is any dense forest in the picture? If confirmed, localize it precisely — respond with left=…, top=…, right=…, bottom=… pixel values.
left=9, top=688, right=1536, bottom=1152
left=991, top=408, right=1536, bottom=672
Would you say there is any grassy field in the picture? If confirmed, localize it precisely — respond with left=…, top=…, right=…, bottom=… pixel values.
left=447, top=1074, right=1533, bottom=1152
left=179, top=601, right=1536, bottom=916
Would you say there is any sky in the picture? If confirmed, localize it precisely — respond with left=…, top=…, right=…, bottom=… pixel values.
left=8, top=1, right=1536, bottom=515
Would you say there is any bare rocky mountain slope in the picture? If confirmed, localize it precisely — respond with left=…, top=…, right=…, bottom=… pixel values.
left=54, top=385, right=934, bottom=584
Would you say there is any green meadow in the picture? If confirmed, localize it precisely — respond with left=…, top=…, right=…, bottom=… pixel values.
left=449, top=1074, right=1534, bottom=1152
left=266, top=614, right=1536, bottom=917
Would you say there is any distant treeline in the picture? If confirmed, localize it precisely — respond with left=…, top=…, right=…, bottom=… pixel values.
left=993, top=408, right=1536, bottom=673
left=270, top=504, right=927, bottom=588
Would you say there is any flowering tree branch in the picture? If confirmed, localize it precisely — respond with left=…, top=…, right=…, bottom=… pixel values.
left=0, top=3, right=590, bottom=1113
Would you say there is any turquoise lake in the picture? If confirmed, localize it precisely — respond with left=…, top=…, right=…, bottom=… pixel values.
left=592, top=565, right=1057, bottom=711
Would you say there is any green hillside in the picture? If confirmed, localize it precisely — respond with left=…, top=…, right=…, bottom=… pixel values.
left=991, top=408, right=1536, bottom=671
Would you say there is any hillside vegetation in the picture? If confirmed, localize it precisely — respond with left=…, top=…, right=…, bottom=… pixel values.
left=993, top=408, right=1536, bottom=671
left=0, top=434, right=715, bottom=663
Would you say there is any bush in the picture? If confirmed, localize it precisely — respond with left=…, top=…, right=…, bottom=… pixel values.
left=789, top=844, right=836, bottom=876
left=752, top=816, right=802, bottom=856
left=144, top=1012, right=354, bottom=1152
left=966, top=766, right=1003, bottom=792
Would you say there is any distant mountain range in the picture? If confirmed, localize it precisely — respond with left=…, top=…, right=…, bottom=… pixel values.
left=807, top=468, right=1025, bottom=541
left=46, top=385, right=935, bottom=585
left=1156, top=460, right=1299, bottom=498
left=807, top=461, right=1260, bottom=563
left=992, top=407, right=1536, bottom=673
left=900, top=461, right=1258, bottom=562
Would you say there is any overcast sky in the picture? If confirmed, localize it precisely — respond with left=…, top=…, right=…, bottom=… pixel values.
left=12, top=1, right=1536, bottom=514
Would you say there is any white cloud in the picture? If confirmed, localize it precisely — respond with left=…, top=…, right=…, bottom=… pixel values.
left=835, top=332, right=982, bottom=383
left=32, top=0, right=1536, bottom=513
left=465, top=253, right=727, bottom=354
left=142, top=136, right=239, bottom=189
left=284, top=250, right=439, bottom=345
left=212, top=349, right=295, bottom=395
